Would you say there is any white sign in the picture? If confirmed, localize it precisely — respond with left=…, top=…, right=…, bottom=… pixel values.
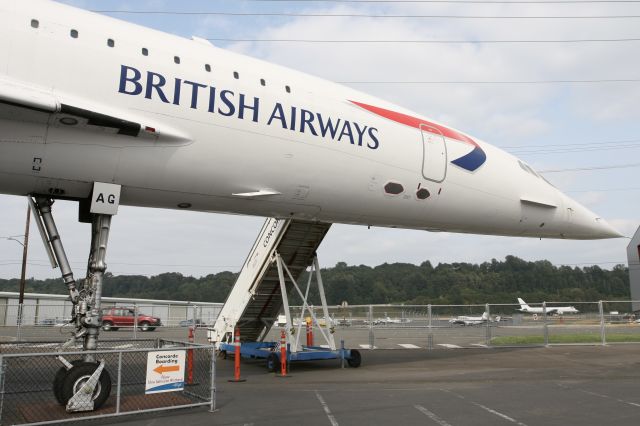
left=145, top=350, right=186, bottom=394
left=90, top=182, right=121, bottom=215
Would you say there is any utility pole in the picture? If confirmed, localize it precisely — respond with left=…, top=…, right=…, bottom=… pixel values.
left=16, top=201, right=31, bottom=340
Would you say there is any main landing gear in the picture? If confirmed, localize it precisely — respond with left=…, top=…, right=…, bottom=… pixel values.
left=30, top=192, right=117, bottom=412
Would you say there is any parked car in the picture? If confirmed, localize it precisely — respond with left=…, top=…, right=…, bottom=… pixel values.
left=101, top=307, right=161, bottom=331
left=37, top=318, right=68, bottom=327
left=179, top=319, right=205, bottom=327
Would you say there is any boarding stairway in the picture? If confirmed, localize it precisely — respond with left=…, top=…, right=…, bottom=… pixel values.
left=208, top=218, right=332, bottom=345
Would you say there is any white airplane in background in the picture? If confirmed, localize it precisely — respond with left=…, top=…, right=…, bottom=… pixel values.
left=373, top=313, right=412, bottom=325
left=449, top=312, right=501, bottom=326
left=517, top=298, right=579, bottom=315
left=0, top=0, right=619, bottom=410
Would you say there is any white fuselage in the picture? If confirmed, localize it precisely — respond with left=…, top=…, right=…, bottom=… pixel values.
left=0, top=1, right=620, bottom=240
left=518, top=306, right=579, bottom=315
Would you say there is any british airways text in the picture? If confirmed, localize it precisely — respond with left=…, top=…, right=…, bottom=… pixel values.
left=118, top=65, right=379, bottom=150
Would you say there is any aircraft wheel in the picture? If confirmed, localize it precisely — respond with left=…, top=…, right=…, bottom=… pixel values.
left=60, top=362, right=112, bottom=409
left=266, top=353, right=281, bottom=373
left=53, top=360, right=83, bottom=405
left=347, top=350, right=361, bottom=368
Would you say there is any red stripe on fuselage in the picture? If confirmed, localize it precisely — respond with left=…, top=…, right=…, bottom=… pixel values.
left=349, top=100, right=479, bottom=148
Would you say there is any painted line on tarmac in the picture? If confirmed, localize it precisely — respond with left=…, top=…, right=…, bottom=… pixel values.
left=414, top=405, right=453, bottom=426
left=398, top=343, right=421, bottom=349
left=471, top=343, right=488, bottom=348
left=438, top=344, right=462, bottom=349
left=359, top=344, right=377, bottom=349
left=441, top=389, right=528, bottom=426
left=472, top=401, right=528, bottom=425
left=577, top=388, right=640, bottom=408
left=112, top=344, right=134, bottom=349
left=315, top=390, right=339, bottom=426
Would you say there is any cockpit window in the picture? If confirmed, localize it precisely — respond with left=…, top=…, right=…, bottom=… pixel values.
left=518, top=160, right=554, bottom=186
left=518, top=160, right=539, bottom=177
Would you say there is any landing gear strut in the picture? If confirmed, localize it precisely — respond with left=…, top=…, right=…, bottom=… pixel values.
left=31, top=194, right=116, bottom=412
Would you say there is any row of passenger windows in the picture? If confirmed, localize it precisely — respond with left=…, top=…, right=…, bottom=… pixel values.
left=29, top=18, right=292, bottom=94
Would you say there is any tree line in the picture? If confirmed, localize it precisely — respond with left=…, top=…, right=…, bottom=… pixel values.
left=0, top=256, right=629, bottom=306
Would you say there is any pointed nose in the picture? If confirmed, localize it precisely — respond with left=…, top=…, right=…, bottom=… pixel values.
left=564, top=198, right=622, bottom=239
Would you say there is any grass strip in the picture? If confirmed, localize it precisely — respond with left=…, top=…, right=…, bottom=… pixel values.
left=491, top=333, right=640, bottom=345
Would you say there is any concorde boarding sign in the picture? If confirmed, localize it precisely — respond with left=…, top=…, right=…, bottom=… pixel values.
left=145, top=350, right=186, bottom=394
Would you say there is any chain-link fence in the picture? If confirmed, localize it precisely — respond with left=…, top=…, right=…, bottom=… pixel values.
left=0, top=295, right=221, bottom=344
left=2, top=296, right=639, bottom=350
left=0, top=339, right=215, bottom=425
left=262, top=301, right=640, bottom=350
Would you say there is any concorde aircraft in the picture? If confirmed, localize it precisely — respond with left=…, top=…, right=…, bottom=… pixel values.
left=0, top=0, right=620, bottom=411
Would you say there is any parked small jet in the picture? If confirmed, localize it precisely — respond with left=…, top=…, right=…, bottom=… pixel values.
left=449, top=312, right=501, bottom=326
left=373, top=314, right=412, bottom=325
left=517, top=298, right=579, bottom=315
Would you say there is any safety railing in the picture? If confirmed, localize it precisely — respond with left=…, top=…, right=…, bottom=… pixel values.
left=0, top=339, right=215, bottom=425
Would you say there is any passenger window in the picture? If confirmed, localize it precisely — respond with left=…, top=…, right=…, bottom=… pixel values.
left=174, top=56, right=180, bottom=64
left=260, top=79, right=266, bottom=86
left=142, top=47, right=149, bottom=56
left=233, top=71, right=239, bottom=79
left=205, top=64, right=211, bottom=72
left=107, top=38, right=115, bottom=47
left=285, top=85, right=291, bottom=93
left=31, top=19, right=39, bottom=29
left=70, top=29, right=78, bottom=39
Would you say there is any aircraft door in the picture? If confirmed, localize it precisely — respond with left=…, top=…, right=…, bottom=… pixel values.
left=420, top=124, right=447, bottom=182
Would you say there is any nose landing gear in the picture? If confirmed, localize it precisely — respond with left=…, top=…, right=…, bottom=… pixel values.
left=31, top=192, right=117, bottom=412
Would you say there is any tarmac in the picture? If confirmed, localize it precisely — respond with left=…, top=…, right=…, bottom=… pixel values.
left=92, top=344, right=640, bottom=426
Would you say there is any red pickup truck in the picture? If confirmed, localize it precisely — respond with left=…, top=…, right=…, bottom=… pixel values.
left=101, top=307, right=161, bottom=331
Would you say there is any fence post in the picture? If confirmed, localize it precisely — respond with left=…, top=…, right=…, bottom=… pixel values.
left=133, top=304, right=138, bottom=340
left=16, top=304, right=23, bottom=341
left=485, top=303, right=491, bottom=346
left=598, top=300, right=607, bottom=346
left=0, top=356, right=5, bottom=424
left=542, top=302, right=549, bottom=346
left=280, top=329, right=288, bottom=376
left=427, top=304, right=433, bottom=351
left=368, top=305, right=374, bottom=350
left=116, top=351, right=122, bottom=414
left=209, top=345, right=217, bottom=412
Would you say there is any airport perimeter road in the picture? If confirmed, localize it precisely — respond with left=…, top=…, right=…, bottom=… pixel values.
left=95, top=345, right=640, bottom=426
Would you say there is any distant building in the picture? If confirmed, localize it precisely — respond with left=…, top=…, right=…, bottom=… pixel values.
left=628, top=226, right=640, bottom=312
left=0, top=292, right=222, bottom=327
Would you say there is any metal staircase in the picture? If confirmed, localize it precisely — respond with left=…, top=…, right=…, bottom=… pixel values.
left=208, top=218, right=331, bottom=345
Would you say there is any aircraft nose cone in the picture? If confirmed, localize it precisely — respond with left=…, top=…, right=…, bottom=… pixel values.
left=565, top=199, right=623, bottom=239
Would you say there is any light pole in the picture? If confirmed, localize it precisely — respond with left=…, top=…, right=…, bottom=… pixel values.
left=2, top=202, right=30, bottom=340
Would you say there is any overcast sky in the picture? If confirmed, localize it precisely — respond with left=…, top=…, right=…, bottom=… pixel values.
left=1, top=0, right=639, bottom=280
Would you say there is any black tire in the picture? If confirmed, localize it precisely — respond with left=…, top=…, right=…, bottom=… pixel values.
left=101, top=321, right=113, bottom=331
left=347, top=349, right=361, bottom=368
left=60, top=362, right=112, bottom=410
left=139, top=321, right=151, bottom=331
left=266, top=353, right=281, bottom=373
left=53, top=360, right=84, bottom=405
